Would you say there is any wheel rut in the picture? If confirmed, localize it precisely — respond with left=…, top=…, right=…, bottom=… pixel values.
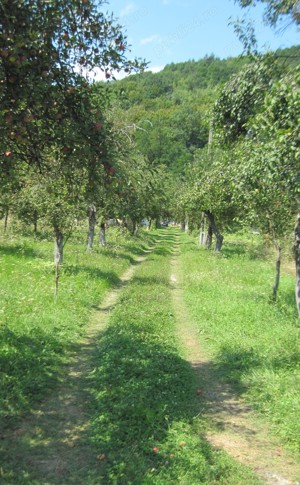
left=170, top=236, right=300, bottom=485
left=1, top=246, right=155, bottom=484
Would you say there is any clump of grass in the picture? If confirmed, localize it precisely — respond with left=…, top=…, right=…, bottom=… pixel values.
left=179, top=231, right=300, bottom=452
left=88, top=231, right=261, bottom=484
left=0, top=226, right=155, bottom=427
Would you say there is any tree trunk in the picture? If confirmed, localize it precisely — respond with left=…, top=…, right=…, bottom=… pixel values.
left=148, top=218, right=152, bottom=231
left=4, top=208, right=9, bottom=233
left=33, top=211, right=38, bottom=238
left=180, top=222, right=185, bottom=231
left=185, top=216, right=189, bottom=233
left=206, top=223, right=213, bottom=249
left=121, top=217, right=128, bottom=235
left=133, top=221, right=139, bottom=236
left=99, top=222, right=106, bottom=247
left=294, top=211, right=300, bottom=316
left=54, top=226, right=63, bottom=297
left=272, top=240, right=281, bottom=301
left=199, top=212, right=207, bottom=246
left=205, top=210, right=223, bottom=252
left=86, top=204, right=97, bottom=251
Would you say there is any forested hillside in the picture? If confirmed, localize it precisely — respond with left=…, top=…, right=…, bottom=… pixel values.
left=108, top=54, right=249, bottom=175
left=107, top=45, right=300, bottom=175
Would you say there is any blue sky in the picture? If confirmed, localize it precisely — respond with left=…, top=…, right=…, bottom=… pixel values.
left=106, top=0, right=299, bottom=72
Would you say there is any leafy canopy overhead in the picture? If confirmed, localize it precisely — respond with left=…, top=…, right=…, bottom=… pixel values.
left=235, top=0, right=300, bottom=26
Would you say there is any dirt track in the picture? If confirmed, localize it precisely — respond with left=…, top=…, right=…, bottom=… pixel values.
left=170, top=235, right=300, bottom=485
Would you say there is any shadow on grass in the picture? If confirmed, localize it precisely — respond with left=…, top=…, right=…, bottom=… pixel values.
left=0, top=328, right=218, bottom=484
left=274, top=291, right=299, bottom=320
left=85, top=328, right=216, bottom=483
left=221, top=240, right=270, bottom=261
left=0, top=244, right=43, bottom=259
left=0, top=327, right=65, bottom=430
left=214, top=346, right=262, bottom=389
left=206, top=342, right=300, bottom=398
left=95, top=248, right=136, bottom=264
left=131, top=274, right=172, bottom=288
left=0, top=335, right=107, bottom=484
left=63, top=264, right=121, bottom=287
left=123, top=243, right=152, bottom=256
left=152, top=246, right=174, bottom=256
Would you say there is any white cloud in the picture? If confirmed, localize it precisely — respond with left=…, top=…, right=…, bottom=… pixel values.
left=140, top=35, right=161, bottom=45
left=147, top=65, right=165, bottom=73
left=74, top=61, right=165, bottom=83
left=74, top=64, right=128, bottom=82
left=89, top=68, right=131, bottom=82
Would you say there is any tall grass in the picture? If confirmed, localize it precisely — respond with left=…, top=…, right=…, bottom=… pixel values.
left=179, top=231, right=300, bottom=452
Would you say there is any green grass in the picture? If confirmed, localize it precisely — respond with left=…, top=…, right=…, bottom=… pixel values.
left=179, top=231, right=300, bottom=453
left=0, top=226, right=156, bottom=428
left=2, top=225, right=288, bottom=483
left=87, top=230, right=261, bottom=484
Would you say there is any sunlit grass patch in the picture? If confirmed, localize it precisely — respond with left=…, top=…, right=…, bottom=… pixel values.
left=179, top=231, right=300, bottom=452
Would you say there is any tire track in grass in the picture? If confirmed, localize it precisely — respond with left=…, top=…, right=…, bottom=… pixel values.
left=0, top=243, right=157, bottom=485
left=170, top=235, right=300, bottom=485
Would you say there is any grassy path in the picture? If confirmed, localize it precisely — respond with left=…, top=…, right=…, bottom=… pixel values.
left=0, top=244, right=155, bottom=484
left=171, top=233, right=300, bottom=485
left=2, top=229, right=299, bottom=484
left=83, top=230, right=260, bottom=484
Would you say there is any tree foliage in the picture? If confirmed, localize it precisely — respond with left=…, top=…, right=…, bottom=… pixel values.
left=235, top=0, right=300, bottom=26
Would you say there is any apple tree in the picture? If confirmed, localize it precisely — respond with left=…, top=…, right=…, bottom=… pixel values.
left=0, top=0, right=146, bottom=272
left=235, top=67, right=300, bottom=303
